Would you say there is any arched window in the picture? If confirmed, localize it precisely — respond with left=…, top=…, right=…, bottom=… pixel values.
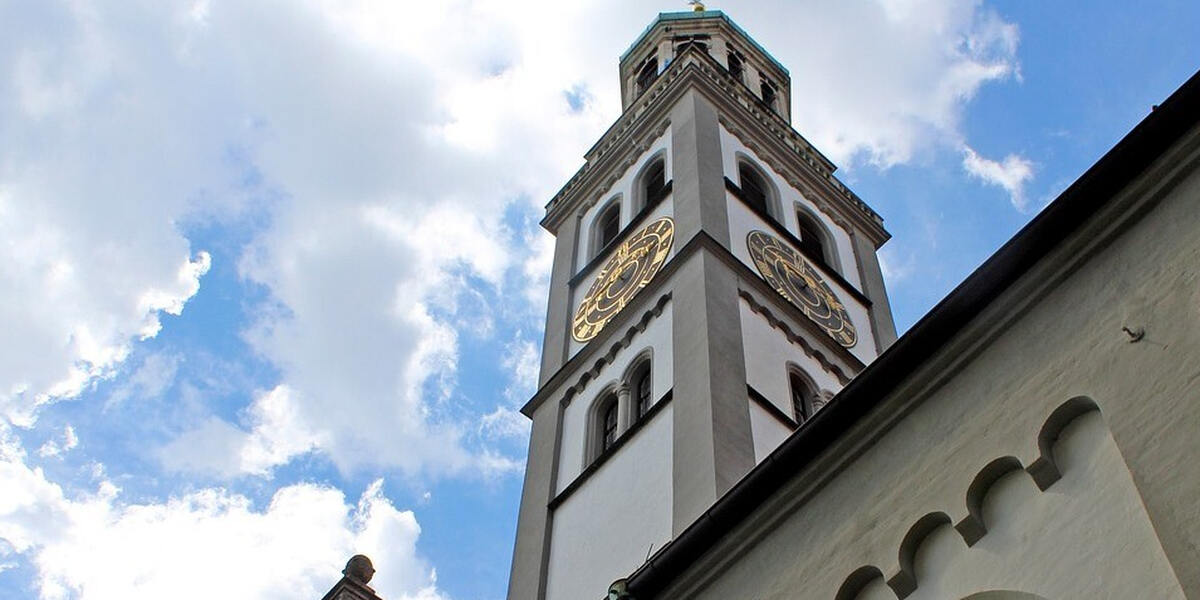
left=589, top=390, right=620, bottom=461
left=631, top=361, right=652, bottom=420
left=727, top=49, right=745, bottom=82
left=635, top=54, right=658, bottom=96
left=789, top=370, right=815, bottom=425
left=640, top=158, right=667, bottom=210
left=601, top=401, right=619, bottom=453
left=739, top=161, right=772, bottom=217
left=592, top=199, right=621, bottom=257
left=795, top=209, right=830, bottom=268
left=760, top=75, right=779, bottom=111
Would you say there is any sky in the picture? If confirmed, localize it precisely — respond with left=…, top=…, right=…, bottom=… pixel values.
left=0, top=1, right=1197, bottom=599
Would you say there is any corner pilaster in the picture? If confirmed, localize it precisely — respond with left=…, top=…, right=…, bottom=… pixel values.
left=539, top=215, right=582, bottom=385
left=852, top=230, right=898, bottom=352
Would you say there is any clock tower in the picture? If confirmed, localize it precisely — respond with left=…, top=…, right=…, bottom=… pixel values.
left=508, top=9, right=896, bottom=600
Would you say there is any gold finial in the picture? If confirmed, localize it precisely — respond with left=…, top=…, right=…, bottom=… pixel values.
left=688, top=0, right=706, bottom=12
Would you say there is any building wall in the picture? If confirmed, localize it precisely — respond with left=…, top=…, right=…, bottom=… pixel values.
left=567, top=192, right=675, bottom=360
left=719, top=125, right=861, bottom=289
left=739, top=296, right=842, bottom=411
left=557, top=301, right=674, bottom=494
left=726, top=189, right=876, bottom=365
left=748, top=399, right=792, bottom=463
left=656, top=127, right=1200, bottom=599
left=546, top=402, right=674, bottom=600
left=574, top=131, right=673, bottom=273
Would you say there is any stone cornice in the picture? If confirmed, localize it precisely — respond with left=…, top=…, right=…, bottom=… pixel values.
left=542, top=47, right=889, bottom=247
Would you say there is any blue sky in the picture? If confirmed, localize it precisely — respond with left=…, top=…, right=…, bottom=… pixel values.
left=0, top=1, right=1197, bottom=599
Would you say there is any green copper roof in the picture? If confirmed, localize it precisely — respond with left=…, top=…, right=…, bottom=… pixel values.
left=620, top=10, right=790, bottom=77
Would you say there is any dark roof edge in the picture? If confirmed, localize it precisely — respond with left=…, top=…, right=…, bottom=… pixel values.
left=626, top=66, right=1200, bottom=597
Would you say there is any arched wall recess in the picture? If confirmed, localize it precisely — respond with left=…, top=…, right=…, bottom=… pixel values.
left=835, top=565, right=889, bottom=600
left=834, top=396, right=1114, bottom=600
left=954, top=456, right=1026, bottom=546
left=887, top=512, right=955, bottom=599
left=1026, top=396, right=1101, bottom=490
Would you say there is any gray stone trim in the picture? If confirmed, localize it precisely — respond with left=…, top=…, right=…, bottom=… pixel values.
left=505, top=397, right=565, bottom=600
left=538, top=213, right=581, bottom=386
left=670, top=248, right=755, bottom=534
left=851, top=229, right=898, bottom=352
left=670, top=90, right=730, bottom=248
left=543, top=52, right=886, bottom=244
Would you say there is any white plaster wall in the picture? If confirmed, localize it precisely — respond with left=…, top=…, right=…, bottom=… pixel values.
left=545, top=404, right=674, bottom=600
left=575, top=130, right=674, bottom=272
left=739, top=297, right=842, bottom=418
left=568, top=195, right=676, bottom=359
left=729, top=194, right=877, bottom=364
left=661, top=142, right=1200, bottom=600
left=557, top=301, right=674, bottom=493
left=719, top=125, right=861, bottom=288
left=899, top=412, right=1183, bottom=600
left=748, top=399, right=793, bottom=463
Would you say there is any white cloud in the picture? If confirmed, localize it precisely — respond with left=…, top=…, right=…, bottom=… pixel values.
left=961, top=146, right=1037, bottom=210
left=1, top=426, right=445, bottom=600
left=502, top=337, right=541, bottom=403
left=0, top=0, right=223, bottom=427
left=879, top=246, right=917, bottom=287
left=161, top=385, right=325, bottom=477
left=105, top=352, right=182, bottom=409
left=36, top=425, right=78, bottom=459
left=479, top=407, right=531, bottom=442
left=1, top=0, right=1029, bottom=480
left=741, top=0, right=1021, bottom=170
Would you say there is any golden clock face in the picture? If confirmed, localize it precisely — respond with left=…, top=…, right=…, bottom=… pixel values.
left=746, top=229, right=857, bottom=348
left=572, top=217, right=675, bottom=342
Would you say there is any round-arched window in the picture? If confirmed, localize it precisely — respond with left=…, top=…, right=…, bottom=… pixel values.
left=789, top=370, right=816, bottom=425
left=739, top=162, right=770, bottom=215
left=593, top=200, right=621, bottom=257
left=795, top=210, right=830, bottom=267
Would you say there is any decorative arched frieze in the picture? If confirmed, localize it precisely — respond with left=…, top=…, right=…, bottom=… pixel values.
left=824, top=396, right=1122, bottom=600
left=560, top=293, right=671, bottom=406
left=738, top=288, right=852, bottom=385
left=887, top=512, right=956, bottom=598
left=855, top=396, right=1109, bottom=599
left=576, top=119, right=674, bottom=218
left=835, top=565, right=889, bottom=600
left=1026, top=396, right=1101, bottom=490
left=954, top=456, right=1026, bottom=546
